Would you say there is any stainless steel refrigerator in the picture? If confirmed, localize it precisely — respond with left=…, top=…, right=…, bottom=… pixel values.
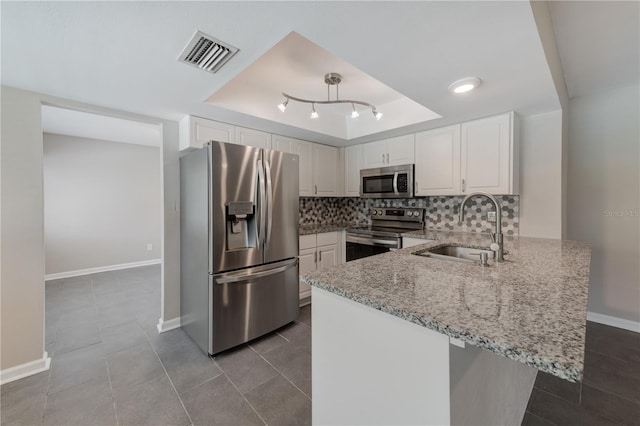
left=180, top=141, right=299, bottom=356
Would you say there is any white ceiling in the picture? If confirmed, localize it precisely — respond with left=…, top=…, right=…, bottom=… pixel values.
left=2, top=2, right=637, bottom=147
left=206, top=31, right=441, bottom=140
left=548, top=1, right=640, bottom=98
left=41, top=105, right=162, bottom=148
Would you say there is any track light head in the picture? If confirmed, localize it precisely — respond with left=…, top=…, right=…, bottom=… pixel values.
left=277, top=97, right=289, bottom=112
left=351, top=104, right=359, bottom=119
left=373, top=109, right=383, bottom=120
left=310, top=104, right=319, bottom=119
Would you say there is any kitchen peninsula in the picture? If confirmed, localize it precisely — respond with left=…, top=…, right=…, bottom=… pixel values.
left=302, top=231, right=591, bottom=425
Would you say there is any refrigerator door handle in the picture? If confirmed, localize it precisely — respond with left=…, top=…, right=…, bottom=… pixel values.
left=256, top=159, right=266, bottom=247
left=264, top=160, right=273, bottom=248
left=214, top=258, right=298, bottom=284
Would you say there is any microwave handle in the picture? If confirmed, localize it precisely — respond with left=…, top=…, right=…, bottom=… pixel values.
left=393, top=172, right=399, bottom=194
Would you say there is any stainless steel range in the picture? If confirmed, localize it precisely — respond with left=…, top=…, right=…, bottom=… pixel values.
left=346, top=208, right=425, bottom=261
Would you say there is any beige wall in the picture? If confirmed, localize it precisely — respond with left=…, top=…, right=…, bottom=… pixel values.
left=519, top=110, right=563, bottom=239
left=567, top=84, right=640, bottom=323
left=1, top=86, right=46, bottom=369
left=43, top=133, right=161, bottom=275
left=0, top=85, right=181, bottom=371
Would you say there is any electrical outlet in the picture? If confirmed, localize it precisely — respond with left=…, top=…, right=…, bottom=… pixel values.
left=147, top=244, right=153, bottom=251
left=487, top=211, right=497, bottom=222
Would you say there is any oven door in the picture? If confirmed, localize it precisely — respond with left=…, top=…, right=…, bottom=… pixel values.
left=345, top=233, right=401, bottom=262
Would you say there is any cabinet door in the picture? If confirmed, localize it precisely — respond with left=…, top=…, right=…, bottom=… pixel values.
left=298, top=246, right=316, bottom=299
left=317, top=244, right=338, bottom=271
left=313, top=143, right=339, bottom=196
left=179, top=116, right=235, bottom=151
left=344, top=145, right=362, bottom=196
left=294, top=139, right=314, bottom=197
left=362, top=140, right=387, bottom=168
left=386, top=134, right=415, bottom=166
left=272, top=134, right=294, bottom=153
left=235, top=127, right=271, bottom=149
left=272, top=135, right=313, bottom=196
left=415, top=125, right=461, bottom=195
left=461, top=113, right=512, bottom=194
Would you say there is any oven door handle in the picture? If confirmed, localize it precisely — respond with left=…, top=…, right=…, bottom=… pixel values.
left=346, top=234, right=399, bottom=248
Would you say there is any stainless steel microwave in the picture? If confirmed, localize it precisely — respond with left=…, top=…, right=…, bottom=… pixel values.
left=360, top=164, right=415, bottom=198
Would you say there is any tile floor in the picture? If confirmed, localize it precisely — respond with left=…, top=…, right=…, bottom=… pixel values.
left=0, top=265, right=311, bottom=426
left=523, top=321, right=640, bottom=425
left=1, top=264, right=638, bottom=425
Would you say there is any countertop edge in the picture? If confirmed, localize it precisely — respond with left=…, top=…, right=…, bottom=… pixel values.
left=302, top=276, right=584, bottom=383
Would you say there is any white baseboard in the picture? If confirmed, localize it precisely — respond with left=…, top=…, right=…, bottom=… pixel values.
left=587, top=311, right=640, bottom=333
left=0, top=351, right=51, bottom=385
left=45, top=259, right=162, bottom=281
left=156, top=316, right=181, bottom=333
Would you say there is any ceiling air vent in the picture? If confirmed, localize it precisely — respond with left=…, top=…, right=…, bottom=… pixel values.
left=178, top=30, right=239, bottom=74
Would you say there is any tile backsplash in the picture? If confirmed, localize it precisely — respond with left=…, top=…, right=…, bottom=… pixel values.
left=300, top=195, right=519, bottom=236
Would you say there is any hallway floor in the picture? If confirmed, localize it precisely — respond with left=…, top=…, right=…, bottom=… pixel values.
left=1, top=264, right=638, bottom=425
left=1, top=265, right=311, bottom=426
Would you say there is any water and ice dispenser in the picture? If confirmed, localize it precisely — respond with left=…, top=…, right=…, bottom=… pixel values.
left=226, top=201, right=257, bottom=250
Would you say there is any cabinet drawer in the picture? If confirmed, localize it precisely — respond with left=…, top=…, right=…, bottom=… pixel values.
left=316, top=231, right=338, bottom=246
left=299, top=234, right=317, bottom=250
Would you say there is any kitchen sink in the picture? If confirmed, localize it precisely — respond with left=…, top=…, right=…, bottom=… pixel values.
left=413, top=244, right=495, bottom=264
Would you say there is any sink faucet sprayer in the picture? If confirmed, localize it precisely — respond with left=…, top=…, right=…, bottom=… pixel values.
left=458, top=192, right=504, bottom=262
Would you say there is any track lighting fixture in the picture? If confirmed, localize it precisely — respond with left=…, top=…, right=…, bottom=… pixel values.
left=277, top=73, right=382, bottom=120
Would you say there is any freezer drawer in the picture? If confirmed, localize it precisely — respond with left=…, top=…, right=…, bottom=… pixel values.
left=210, top=258, right=299, bottom=354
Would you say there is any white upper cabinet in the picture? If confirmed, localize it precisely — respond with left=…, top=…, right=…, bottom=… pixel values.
left=387, top=135, right=415, bottom=166
left=272, top=135, right=314, bottom=196
left=362, top=134, right=414, bottom=169
left=362, top=140, right=387, bottom=168
left=414, top=112, right=518, bottom=196
left=179, top=115, right=235, bottom=151
left=313, top=143, right=340, bottom=197
left=234, top=126, right=271, bottom=149
left=344, top=145, right=363, bottom=197
left=461, top=112, right=517, bottom=194
left=415, top=125, right=461, bottom=196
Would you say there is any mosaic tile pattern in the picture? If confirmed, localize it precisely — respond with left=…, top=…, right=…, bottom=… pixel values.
left=299, top=196, right=519, bottom=236
left=426, top=195, right=519, bottom=236
left=299, top=197, right=369, bottom=225
left=302, top=231, right=592, bottom=382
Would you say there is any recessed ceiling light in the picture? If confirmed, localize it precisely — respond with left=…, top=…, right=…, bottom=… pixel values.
left=448, top=77, right=481, bottom=94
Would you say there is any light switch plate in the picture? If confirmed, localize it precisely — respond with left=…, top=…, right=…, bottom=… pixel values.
left=487, top=211, right=497, bottom=222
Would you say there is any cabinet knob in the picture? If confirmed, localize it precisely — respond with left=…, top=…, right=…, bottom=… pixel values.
left=386, top=153, right=389, bottom=164
left=315, top=185, right=318, bottom=195
left=382, top=153, right=385, bottom=164
left=461, top=178, right=466, bottom=192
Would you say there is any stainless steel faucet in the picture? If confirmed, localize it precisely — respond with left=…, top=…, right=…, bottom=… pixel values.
left=459, top=192, right=504, bottom=262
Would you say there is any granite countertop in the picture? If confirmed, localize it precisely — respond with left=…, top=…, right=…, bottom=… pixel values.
left=302, top=230, right=591, bottom=382
left=299, top=222, right=368, bottom=236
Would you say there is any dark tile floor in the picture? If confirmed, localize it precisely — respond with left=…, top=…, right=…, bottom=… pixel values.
left=0, top=265, right=312, bottom=426
left=523, top=321, right=640, bottom=425
left=2, top=264, right=639, bottom=426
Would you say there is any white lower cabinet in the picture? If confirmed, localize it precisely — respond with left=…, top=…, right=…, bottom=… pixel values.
left=298, top=231, right=340, bottom=303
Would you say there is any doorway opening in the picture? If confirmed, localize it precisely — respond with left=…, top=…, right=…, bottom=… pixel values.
left=41, top=104, right=164, bottom=356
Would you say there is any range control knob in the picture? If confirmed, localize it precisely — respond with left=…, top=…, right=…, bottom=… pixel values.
left=372, top=210, right=377, bottom=215
left=377, top=210, right=383, bottom=216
